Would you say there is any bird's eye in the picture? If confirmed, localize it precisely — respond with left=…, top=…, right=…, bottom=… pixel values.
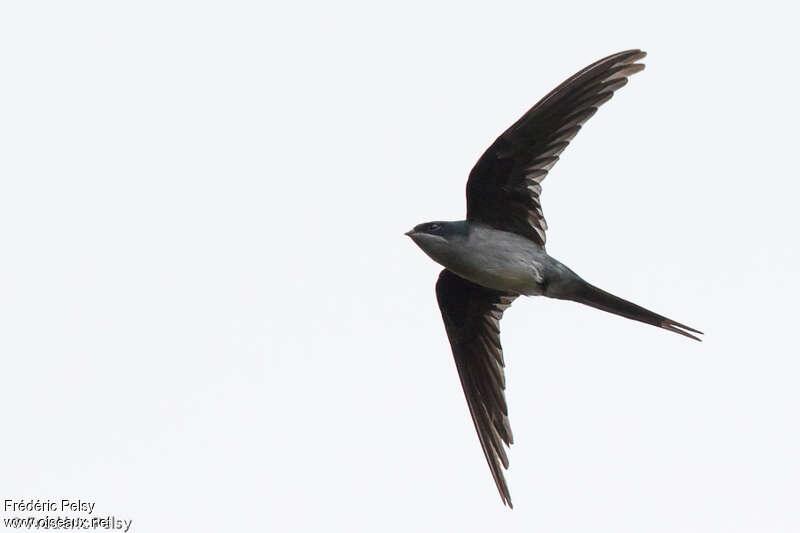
left=429, top=223, right=441, bottom=232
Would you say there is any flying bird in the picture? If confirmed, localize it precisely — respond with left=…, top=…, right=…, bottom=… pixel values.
left=405, top=49, right=702, bottom=508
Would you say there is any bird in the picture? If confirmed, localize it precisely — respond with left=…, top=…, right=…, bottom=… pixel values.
left=405, top=49, right=702, bottom=508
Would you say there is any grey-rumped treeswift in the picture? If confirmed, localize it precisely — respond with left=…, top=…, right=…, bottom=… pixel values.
left=406, top=49, right=702, bottom=508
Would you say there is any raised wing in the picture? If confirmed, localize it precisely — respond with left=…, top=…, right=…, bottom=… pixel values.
left=435, top=269, right=518, bottom=507
left=466, top=49, right=647, bottom=245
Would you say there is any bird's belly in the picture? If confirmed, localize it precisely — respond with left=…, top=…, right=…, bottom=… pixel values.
left=444, top=243, right=547, bottom=296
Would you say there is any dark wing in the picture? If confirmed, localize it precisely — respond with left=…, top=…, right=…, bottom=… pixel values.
left=466, top=49, right=647, bottom=245
left=435, top=269, right=518, bottom=507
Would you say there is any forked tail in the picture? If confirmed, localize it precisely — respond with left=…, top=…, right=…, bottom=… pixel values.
left=572, top=281, right=703, bottom=341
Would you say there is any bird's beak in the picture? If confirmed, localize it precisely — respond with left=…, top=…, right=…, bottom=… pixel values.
left=404, top=229, right=415, bottom=237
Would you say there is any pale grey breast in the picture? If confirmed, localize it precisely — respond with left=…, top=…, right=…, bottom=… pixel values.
left=446, top=225, right=551, bottom=296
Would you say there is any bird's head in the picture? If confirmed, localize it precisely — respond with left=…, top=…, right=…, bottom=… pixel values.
left=405, top=220, right=468, bottom=266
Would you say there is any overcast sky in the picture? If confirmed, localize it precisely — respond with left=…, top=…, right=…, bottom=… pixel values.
left=1, top=1, right=799, bottom=532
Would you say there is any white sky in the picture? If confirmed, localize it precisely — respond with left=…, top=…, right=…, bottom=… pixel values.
left=1, top=1, right=799, bottom=531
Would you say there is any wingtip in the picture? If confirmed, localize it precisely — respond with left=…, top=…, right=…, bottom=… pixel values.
left=623, top=49, right=647, bottom=62
left=499, top=490, right=513, bottom=509
left=617, top=50, right=646, bottom=74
